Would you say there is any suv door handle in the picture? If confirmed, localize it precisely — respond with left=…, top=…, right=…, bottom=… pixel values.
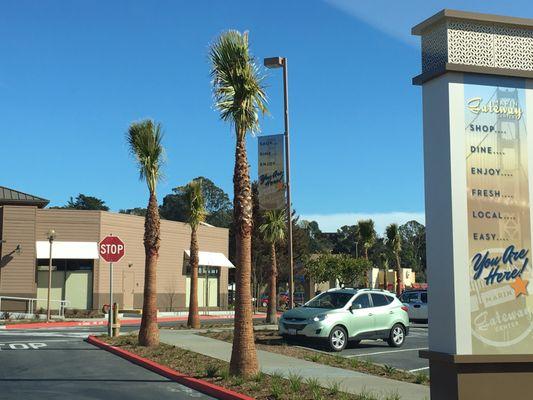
left=389, top=311, right=394, bottom=314
left=368, top=313, right=373, bottom=316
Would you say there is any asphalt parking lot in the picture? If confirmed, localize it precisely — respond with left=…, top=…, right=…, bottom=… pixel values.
left=0, top=327, right=214, bottom=400
left=296, top=323, right=429, bottom=374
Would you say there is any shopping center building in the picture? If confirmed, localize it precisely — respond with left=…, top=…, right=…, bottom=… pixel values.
left=0, top=186, right=233, bottom=313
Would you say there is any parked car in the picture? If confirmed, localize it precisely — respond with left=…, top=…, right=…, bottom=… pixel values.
left=279, top=288, right=410, bottom=352
left=261, top=292, right=306, bottom=308
left=399, top=289, right=428, bottom=322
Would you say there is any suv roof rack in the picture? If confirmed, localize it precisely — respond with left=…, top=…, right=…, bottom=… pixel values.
left=326, top=287, right=357, bottom=292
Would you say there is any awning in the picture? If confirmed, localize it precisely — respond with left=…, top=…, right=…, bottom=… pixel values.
left=36, top=241, right=99, bottom=259
left=184, top=250, right=235, bottom=268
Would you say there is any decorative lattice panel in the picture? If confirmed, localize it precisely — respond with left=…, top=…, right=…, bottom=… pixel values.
left=421, top=21, right=448, bottom=73
left=447, top=21, right=494, bottom=67
left=494, top=26, right=533, bottom=71
left=420, top=20, right=533, bottom=73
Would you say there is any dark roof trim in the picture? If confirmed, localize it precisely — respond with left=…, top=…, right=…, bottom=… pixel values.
left=413, top=63, right=533, bottom=86
left=0, top=186, right=50, bottom=208
left=412, top=9, right=533, bottom=36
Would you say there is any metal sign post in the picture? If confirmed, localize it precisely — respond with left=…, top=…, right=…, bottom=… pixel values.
left=99, top=235, right=125, bottom=337
left=108, top=262, right=113, bottom=336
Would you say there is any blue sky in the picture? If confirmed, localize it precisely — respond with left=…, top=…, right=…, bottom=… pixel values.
left=1, top=1, right=531, bottom=233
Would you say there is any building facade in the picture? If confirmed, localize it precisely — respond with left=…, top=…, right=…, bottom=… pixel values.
left=0, top=187, right=232, bottom=313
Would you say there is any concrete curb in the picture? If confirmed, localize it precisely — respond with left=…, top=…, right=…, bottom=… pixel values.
left=86, top=335, right=253, bottom=400
left=1, top=313, right=268, bottom=330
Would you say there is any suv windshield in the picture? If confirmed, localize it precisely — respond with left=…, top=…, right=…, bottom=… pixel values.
left=305, top=292, right=354, bottom=309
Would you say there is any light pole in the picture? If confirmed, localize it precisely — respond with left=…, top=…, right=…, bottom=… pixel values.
left=264, top=56, right=295, bottom=309
left=46, top=229, right=56, bottom=322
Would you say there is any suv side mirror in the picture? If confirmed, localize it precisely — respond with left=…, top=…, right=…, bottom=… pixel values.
left=350, top=303, right=362, bottom=312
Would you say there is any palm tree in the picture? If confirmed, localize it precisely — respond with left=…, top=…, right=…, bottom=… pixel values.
left=357, top=219, right=376, bottom=259
left=385, top=223, right=402, bottom=296
left=210, top=30, right=267, bottom=377
left=185, top=180, right=206, bottom=329
left=379, top=253, right=389, bottom=291
left=357, top=219, right=376, bottom=287
left=259, top=209, right=286, bottom=324
left=127, top=119, right=164, bottom=347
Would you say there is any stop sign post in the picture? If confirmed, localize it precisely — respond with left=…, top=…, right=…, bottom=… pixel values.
left=99, top=235, right=125, bottom=336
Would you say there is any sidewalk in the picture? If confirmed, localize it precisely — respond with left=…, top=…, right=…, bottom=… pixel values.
left=0, top=312, right=268, bottom=330
left=159, top=330, right=430, bottom=400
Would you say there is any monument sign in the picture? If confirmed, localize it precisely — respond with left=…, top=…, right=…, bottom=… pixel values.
left=413, top=9, right=533, bottom=399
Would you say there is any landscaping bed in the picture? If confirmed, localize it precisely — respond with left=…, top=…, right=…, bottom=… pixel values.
left=199, top=330, right=429, bottom=386
left=100, top=334, right=403, bottom=400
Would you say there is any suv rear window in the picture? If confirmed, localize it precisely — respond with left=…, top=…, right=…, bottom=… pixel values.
left=371, top=294, right=389, bottom=307
left=400, top=292, right=419, bottom=303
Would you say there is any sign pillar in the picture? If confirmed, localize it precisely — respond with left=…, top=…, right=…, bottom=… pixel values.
left=413, top=10, right=533, bottom=399
left=108, top=262, right=113, bottom=336
left=99, top=235, right=125, bottom=337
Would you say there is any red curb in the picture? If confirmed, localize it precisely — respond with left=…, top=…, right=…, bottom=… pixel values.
left=86, top=335, right=253, bottom=400
left=2, top=313, right=269, bottom=330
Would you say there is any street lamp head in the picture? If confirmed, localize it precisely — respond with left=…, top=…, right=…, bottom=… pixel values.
left=264, top=56, right=285, bottom=69
left=47, top=229, right=56, bottom=242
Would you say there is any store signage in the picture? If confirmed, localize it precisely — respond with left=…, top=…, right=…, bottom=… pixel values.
left=258, top=134, right=285, bottom=210
left=99, top=236, right=125, bottom=263
left=465, top=82, right=533, bottom=354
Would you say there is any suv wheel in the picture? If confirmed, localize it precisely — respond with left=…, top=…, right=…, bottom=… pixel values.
left=328, top=326, right=348, bottom=352
left=387, top=324, right=405, bottom=347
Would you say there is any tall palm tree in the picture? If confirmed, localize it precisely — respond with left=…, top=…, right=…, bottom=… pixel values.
left=259, top=209, right=286, bottom=324
left=379, top=253, right=389, bottom=291
left=385, top=223, right=402, bottom=296
left=357, top=219, right=376, bottom=259
left=127, top=119, right=164, bottom=347
left=184, top=180, right=206, bottom=329
left=210, top=30, right=267, bottom=377
left=357, top=219, right=376, bottom=287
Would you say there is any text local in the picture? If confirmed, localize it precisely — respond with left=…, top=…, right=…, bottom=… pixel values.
left=100, top=243, right=124, bottom=255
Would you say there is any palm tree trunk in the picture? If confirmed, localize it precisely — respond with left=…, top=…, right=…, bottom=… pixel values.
left=395, top=253, right=402, bottom=296
left=383, top=265, right=388, bottom=290
left=229, top=132, right=259, bottom=377
left=266, top=243, right=278, bottom=324
left=187, top=226, right=200, bottom=329
left=139, top=192, right=160, bottom=346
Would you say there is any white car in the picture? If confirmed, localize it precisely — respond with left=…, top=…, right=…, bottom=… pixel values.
left=399, top=290, right=428, bottom=322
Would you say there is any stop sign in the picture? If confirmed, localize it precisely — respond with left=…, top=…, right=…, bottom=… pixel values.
left=99, top=236, right=125, bottom=263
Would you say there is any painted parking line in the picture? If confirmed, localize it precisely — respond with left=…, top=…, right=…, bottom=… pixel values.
left=345, top=347, right=428, bottom=358
left=409, top=367, right=430, bottom=373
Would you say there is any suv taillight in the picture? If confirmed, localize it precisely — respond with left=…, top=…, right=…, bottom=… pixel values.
left=401, top=306, right=409, bottom=312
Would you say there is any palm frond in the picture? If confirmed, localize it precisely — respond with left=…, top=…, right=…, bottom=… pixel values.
left=259, top=209, right=286, bottom=244
left=127, top=119, right=164, bottom=194
left=184, top=179, right=206, bottom=228
left=385, top=223, right=401, bottom=253
left=209, top=30, right=268, bottom=137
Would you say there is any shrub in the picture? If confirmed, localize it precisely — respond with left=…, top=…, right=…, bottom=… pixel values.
left=327, top=380, right=341, bottom=396
left=205, top=364, right=219, bottom=378
left=383, top=365, right=396, bottom=375
left=288, top=372, right=303, bottom=392
left=414, top=372, right=429, bottom=384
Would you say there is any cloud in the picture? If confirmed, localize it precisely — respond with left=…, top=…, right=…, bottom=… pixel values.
left=325, top=0, right=422, bottom=46
left=300, top=211, right=425, bottom=234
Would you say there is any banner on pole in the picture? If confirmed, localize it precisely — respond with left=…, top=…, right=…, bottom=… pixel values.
left=258, top=134, right=285, bottom=210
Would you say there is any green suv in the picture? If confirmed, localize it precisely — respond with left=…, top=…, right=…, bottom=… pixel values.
left=279, top=288, right=410, bottom=351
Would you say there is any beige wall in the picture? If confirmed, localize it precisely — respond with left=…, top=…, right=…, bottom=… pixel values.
left=0, top=207, right=230, bottom=311
left=0, top=206, right=37, bottom=296
left=98, top=212, right=229, bottom=310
